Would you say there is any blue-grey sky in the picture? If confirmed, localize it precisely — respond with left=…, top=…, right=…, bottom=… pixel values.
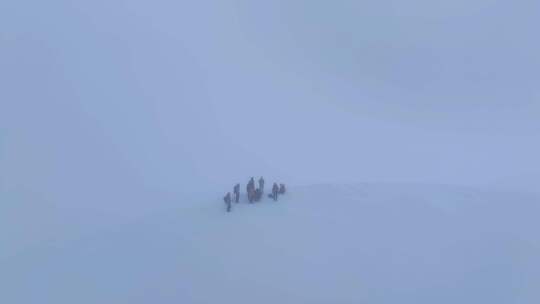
left=2, top=0, right=539, bottom=204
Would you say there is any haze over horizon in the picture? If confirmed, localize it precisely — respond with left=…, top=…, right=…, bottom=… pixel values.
left=2, top=2, right=540, bottom=303
left=2, top=0, right=539, bottom=198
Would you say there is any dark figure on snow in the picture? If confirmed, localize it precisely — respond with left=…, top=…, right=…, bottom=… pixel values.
left=224, top=192, right=232, bottom=212
left=272, top=183, right=279, bottom=201
left=279, top=183, right=286, bottom=195
left=233, top=183, right=240, bottom=203
left=247, top=178, right=255, bottom=203
left=258, top=177, right=265, bottom=193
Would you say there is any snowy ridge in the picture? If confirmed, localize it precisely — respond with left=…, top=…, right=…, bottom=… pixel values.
left=2, top=183, right=540, bottom=303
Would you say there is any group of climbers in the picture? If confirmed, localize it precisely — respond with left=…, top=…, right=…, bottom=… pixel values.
left=223, top=177, right=287, bottom=212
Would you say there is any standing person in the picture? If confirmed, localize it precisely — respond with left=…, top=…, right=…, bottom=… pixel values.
left=258, top=177, right=265, bottom=193
left=247, top=177, right=255, bottom=203
left=246, top=181, right=252, bottom=203
left=272, top=183, right=279, bottom=201
left=246, top=178, right=251, bottom=192
left=279, top=183, right=286, bottom=194
left=233, top=183, right=240, bottom=203
left=224, top=192, right=232, bottom=212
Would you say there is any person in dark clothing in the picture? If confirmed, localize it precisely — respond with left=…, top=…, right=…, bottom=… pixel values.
left=272, top=183, right=279, bottom=201
left=246, top=183, right=252, bottom=203
left=224, top=192, right=232, bottom=212
left=247, top=177, right=256, bottom=203
left=279, top=183, right=286, bottom=194
left=258, top=177, right=265, bottom=193
left=233, top=183, right=240, bottom=203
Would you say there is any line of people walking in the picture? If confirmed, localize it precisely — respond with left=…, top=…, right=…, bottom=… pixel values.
left=223, top=177, right=287, bottom=212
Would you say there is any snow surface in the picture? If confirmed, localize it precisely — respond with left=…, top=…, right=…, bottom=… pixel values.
left=2, top=183, right=540, bottom=303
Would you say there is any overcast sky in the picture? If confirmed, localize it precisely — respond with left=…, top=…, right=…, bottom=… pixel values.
left=2, top=0, right=539, bottom=204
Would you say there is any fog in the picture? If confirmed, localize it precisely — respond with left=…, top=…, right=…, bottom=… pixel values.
left=2, top=2, right=540, bottom=302
left=2, top=0, right=539, bottom=203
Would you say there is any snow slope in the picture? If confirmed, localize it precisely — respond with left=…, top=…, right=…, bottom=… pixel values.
left=486, top=172, right=540, bottom=195
left=2, top=183, right=540, bottom=303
